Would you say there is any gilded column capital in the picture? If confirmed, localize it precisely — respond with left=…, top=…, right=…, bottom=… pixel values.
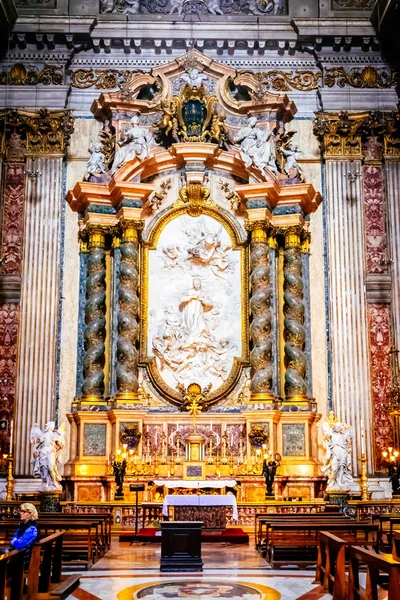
left=0, top=108, right=74, bottom=157
left=245, top=220, right=269, bottom=244
left=120, top=219, right=144, bottom=244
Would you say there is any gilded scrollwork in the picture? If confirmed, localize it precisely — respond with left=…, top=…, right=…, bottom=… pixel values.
left=324, top=66, right=398, bottom=89
left=174, top=182, right=217, bottom=218
left=242, top=70, right=322, bottom=96
left=0, top=63, right=63, bottom=86
left=69, top=69, right=146, bottom=89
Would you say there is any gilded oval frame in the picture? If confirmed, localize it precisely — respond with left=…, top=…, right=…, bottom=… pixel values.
left=139, top=202, right=249, bottom=408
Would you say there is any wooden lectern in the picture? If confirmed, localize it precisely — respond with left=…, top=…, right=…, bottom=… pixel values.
left=160, top=521, right=203, bottom=572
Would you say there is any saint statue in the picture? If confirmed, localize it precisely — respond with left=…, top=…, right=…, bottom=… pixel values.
left=319, top=415, right=354, bottom=492
left=30, top=422, right=66, bottom=492
left=262, top=458, right=279, bottom=497
left=179, top=278, right=213, bottom=344
left=234, top=116, right=277, bottom=174
left=111, top=115, right=155, bottom=173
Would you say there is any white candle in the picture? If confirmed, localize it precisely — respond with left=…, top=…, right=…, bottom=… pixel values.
left=163, top=423, right=166, bottom=434
left=167, top=470, right=170, bottom=478
left=133, top=455, right=137, bottom=465
left=155, top=431, right=158, bottom=446
left=9, top=419, right=13, bottom=455
left=360, top=420, right=366, bottom=455
left=176, top=422, right=179, bottom=432
left=231, top=434, right=234, bottom=446
left=210, top=420, right=213, bottom=431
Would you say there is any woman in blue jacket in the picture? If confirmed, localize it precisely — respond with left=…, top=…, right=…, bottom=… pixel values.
left=10, top=503, right=39, bottom=567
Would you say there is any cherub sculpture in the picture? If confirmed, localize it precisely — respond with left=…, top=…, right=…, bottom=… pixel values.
left=84, top=142, right=106, bottom=181
left=30, top=422, right=66, bottom=492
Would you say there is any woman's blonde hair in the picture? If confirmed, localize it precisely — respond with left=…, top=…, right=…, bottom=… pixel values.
left=20, top=503, right=38, bottom=521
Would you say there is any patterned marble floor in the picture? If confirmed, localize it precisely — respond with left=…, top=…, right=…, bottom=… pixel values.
left=63, top=540, right=387, bottom=600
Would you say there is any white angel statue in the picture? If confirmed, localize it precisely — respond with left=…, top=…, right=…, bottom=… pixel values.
left=319, top=414, right=353, bottom=492
left=30, top=422, right=66, bottom=492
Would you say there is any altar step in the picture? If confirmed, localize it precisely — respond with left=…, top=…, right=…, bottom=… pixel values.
left=119, top=527, right=249, bottom=544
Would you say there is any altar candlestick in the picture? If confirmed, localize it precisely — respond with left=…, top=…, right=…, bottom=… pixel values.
left=361, top=420, right=366, bottom=455
left=9, top=419, right=13, bottom=455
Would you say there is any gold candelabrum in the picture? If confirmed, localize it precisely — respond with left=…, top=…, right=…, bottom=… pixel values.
left=360, top=453, right=369, bottom=501
left=207, top=434, right=214, bottom=465
left=221, top=432, right=228, bottom=465
left=5, top=454, right=14, bottom=501
left=175, top=432, right=182, bottom=465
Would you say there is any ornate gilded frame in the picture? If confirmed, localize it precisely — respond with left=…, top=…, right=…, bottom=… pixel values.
left=139, top=202, right=249, bottom=408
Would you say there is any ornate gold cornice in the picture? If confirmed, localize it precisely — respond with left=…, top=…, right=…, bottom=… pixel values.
left=0, top=64, right=63, bottom=86
left=313, top=109, right=400, bottom=158
left=237, top=70, right=321, bottom=94
left=0, top=108, right=74, bottom=157
left=68, top=68, right=147, bottom=90
left=324, top=66, right=398, bottom=89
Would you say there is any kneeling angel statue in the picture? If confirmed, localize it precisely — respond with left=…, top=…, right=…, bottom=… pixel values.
left=30, top=422, right=66, bottom=492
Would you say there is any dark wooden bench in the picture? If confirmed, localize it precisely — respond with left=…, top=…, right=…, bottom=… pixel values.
left=254, top=513, right=352, bottom=553
left=314, top=531, right=380, bottom=600
left=0, top=549, right=25, bottom=600
left=265, top=521, right=379, bottom=569
left=58, top=512, right=112, bottom=551
left=39, top=514, right=109, bottom=558
left=392, top=530, right=400, bottom=561
left=0, top=519, right=99, bottom=570
left=26, top=531, right=80, bottom=600
left=378, top=515, right=400, bottom=550
left=348, top=546, right=400, bottom=600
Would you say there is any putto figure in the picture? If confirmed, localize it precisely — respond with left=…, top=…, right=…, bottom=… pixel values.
left=84, top=142, right=106, bottom=181
left=319, top=413, right=354, bottom=492
left=30, top=422, right=66, bottom=492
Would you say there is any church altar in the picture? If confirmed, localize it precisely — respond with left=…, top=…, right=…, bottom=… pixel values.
left=154, top=480, right=237, bottom=491
left=162, top=494, right=239, bottom=527
left=60, top=49, right=327, bottom=507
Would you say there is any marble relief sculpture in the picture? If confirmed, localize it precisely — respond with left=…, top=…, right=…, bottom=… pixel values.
left=320, top=415, right=354, bottom=491
left=30, top=422, right=66, bottom=492
left=149, top=215, right=240, bottom=391
left=100, top=0, right=286, bottom=15
left=111, top=115, right=155, bottom=173
left=234, top=116, right=277, bottom=174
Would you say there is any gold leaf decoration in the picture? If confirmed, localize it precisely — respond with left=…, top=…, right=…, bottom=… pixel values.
left=240, top=70, right=322, bottom=94
left=69, top=69, right=146, bottom=89
left=0, top=64, right=63, bottom=86
left=324, top=66, right=398, bottom=89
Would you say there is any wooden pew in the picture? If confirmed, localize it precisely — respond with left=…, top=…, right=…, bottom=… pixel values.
left=314, top=531, right=380, bottom=600
left=378, top=515, right=400, bottom=549
left=26, top=531, right=80, bottom=600
left=0, top=519, right=99, bottom=570
left=348, top=546, right=400, bottom=600
left=392, top=530, right=400, bottom=561
left=0, top=549, right=25, bottom=600
left=265, top=521, right=379, bottom=569
left=255, top=513, right=351, bottom=555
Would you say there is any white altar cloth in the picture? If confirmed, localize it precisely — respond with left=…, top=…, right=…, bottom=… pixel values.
left=154, top=479, right=237, bottom=489
left=162, top=494, right=238, bottom=520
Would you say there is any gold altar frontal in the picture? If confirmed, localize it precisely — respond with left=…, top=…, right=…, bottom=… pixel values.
left=64, top=409, right=323, bottom=504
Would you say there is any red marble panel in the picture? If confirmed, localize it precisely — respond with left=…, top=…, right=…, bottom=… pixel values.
left=368, top=303, right=393, bottom=470
left=363, top=165, right=387, bottom=274
left=1, top=163, right=25, bottom=274
left=0, top=303, right=19, bottom=454
left=0, top=162, right=25, bottom=454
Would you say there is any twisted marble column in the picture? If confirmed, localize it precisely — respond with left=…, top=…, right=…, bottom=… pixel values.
left=283, top=227, right=307, bottom=401
left=82, top=226, right=107, bottom=400
left=116, top=220, right=140, bottom=400
left=248, top=223, right=274, bottom=399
